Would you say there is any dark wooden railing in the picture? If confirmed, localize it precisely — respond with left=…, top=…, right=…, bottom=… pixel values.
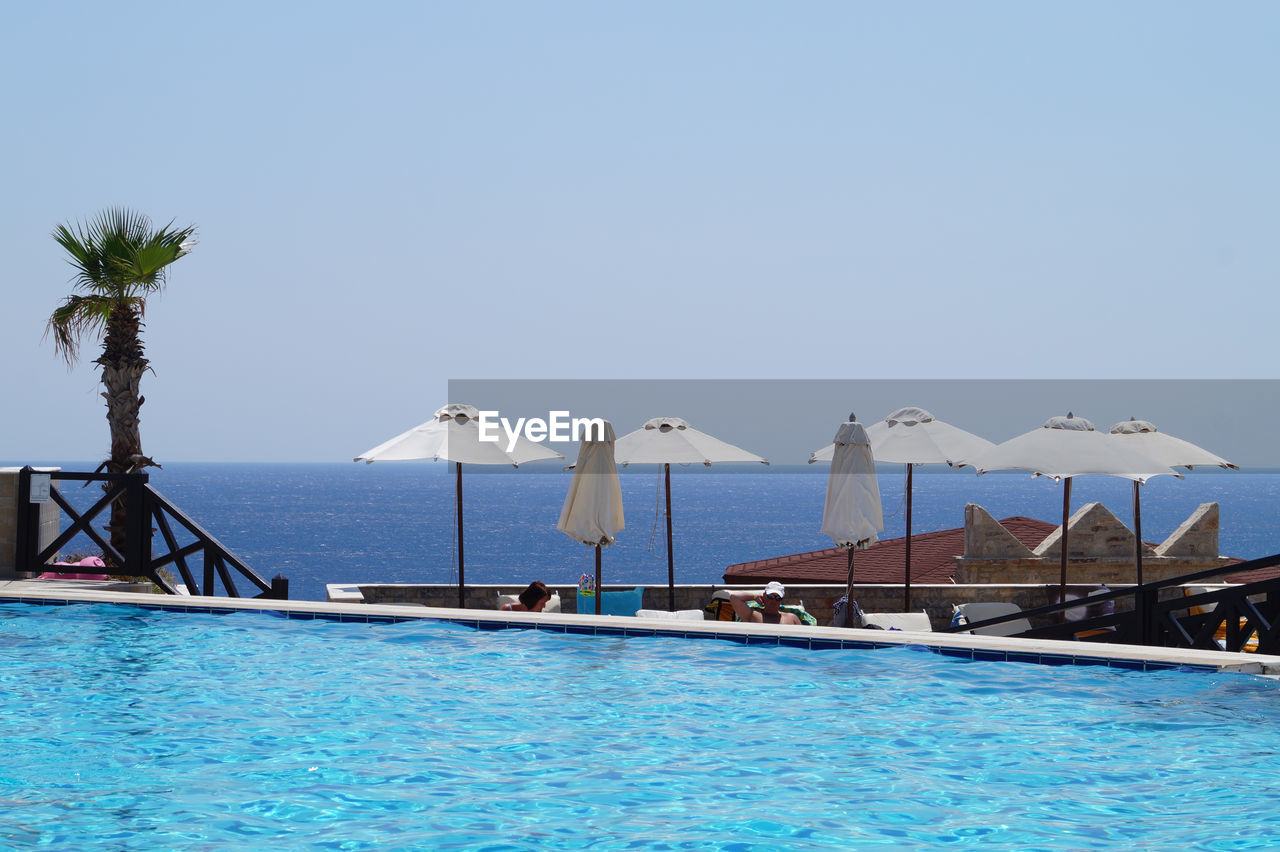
left=14, top=467, right=287, bottom=600
left=940, top=551, right=1280, bottom=654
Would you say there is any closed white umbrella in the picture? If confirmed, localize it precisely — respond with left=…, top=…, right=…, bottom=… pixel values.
left=558, top=420, right=624, bottom=615
left=355, top=404, right=564, bottom=608
left=820, top=417, right=884, bottom=621
left=960, top=413, right=1179, bottom=598
left=1109, top=418, right=1237, bottom=585
left=615, top=417, right=768, bottom=610
left=810, top=406, right=993, bottom=610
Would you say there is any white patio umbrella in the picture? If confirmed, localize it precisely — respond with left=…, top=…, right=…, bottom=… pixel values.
left=820, top=416, right=884, bottom=623
left=558, top=420, right=624, bottom=615
left=615, top=417, right=768, bottom=610
left=959, top=413, right=1179, bottom=599
left=811, top=406, right=993, bottom=611
left=1109, top=417, right=1237, bottom=585
left=355, top=403, right=564, bottom=608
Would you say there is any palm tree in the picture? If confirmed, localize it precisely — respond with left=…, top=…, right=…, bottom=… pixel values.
left=47, top=208, right=196, bottom=557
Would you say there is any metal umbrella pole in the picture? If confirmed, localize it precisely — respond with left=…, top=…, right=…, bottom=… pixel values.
left=664, top=463, right=675, bottom=611
left=456, top=462, right=465, bottom=609
left=595, top=545, right=602, bottom=616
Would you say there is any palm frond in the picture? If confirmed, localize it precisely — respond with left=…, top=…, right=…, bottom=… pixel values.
left=44, top=294, right=116, bottom=365
left=49, top=207, right=196, bottom=364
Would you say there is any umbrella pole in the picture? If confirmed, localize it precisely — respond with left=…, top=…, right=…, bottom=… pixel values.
left=1059, top=477, right=1072, bottom=604
left=1133, top=480, right=1144, bottom=587
left=844, top=547, right=856, bottom=626
left=665, top=463, right=675, bottom=611
left=594, top=545, right=602, bottom=616
left=456, top=462, right=465, bottom=609
left=904, top=464, right=913, bottom=612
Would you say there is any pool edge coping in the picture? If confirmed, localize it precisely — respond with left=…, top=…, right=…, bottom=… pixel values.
left=2, top=582, right=1277, bottom=676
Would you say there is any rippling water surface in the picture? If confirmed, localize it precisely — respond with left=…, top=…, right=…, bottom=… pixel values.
left=3, top=602, right=1279, bottom=850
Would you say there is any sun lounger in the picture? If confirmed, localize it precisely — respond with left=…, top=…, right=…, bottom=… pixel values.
left=951, top=602, right=1032, bottom=637
left=1184, top=585, right=1259, bottom=652
left=39, top=555, right=109, bottom=581
left=635, top=609, right=704, bottom=620
left=858, top=611, right=933, bottom=632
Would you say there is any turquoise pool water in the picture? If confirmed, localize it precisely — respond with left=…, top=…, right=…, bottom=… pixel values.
left=2, top=603, right=1279, bottom=850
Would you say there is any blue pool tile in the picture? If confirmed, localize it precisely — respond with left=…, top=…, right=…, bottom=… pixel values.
left=744, top=634, right=780, bottom=646
left=1036, top=654, right=1075, bottom=667
left=1106, top=658, right=1148, bottom=671
left=0, top=595, right=1250, bottom=674
left=1169, top=662, right=1217, bottom=673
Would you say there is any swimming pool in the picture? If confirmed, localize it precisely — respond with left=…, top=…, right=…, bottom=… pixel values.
left=3, top=602, right=1279, bottom=850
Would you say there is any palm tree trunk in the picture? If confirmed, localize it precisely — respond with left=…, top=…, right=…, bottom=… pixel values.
left=97, top=304, right=149, bottom=559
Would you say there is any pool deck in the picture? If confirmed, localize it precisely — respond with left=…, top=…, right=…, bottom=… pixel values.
left=4, top=578, right=1279, bottom=676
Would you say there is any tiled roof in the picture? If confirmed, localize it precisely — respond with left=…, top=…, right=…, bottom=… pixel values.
left=1225, top=560, right=1280, bottom=583
left=722, top=516, right=1057, bottom=584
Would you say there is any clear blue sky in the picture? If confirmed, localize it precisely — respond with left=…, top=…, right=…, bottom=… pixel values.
left=4, top=2, right=1277, bottom=463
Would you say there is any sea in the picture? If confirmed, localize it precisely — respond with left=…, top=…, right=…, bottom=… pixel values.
left=17, top=462, right=1280, bottom=603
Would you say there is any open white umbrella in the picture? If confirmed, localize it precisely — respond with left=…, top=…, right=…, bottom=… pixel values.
left=355, top=403, right=564, bottom=608
left=615, top=417, right=768, bottom=610
left=558, top=420, right=624, bottom=615
left=820, top=416, right=884, bottom=622
left=811, top=406, right=992, bottom=610
left=1109, top=417, right=1237, bottom=585
left=959, top=413, right=1179, bottom=599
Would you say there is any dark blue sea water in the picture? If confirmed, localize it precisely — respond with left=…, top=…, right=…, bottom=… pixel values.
left=24, top=463, right=1280, bottom=602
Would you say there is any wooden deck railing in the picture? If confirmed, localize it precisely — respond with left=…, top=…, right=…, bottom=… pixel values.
left=939, top=551, right=1280, bottom=654
left=14, top=467, right=287, bottom=600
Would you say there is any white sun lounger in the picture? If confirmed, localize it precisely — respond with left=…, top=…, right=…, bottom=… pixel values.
left=636, top=609, right=705, bottom=621
left=859, top=611, right=933, bottom=632
left=952, top=602, right=1032, bottom=637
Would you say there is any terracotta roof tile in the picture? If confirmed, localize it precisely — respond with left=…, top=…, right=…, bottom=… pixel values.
left=725, top=516, right=1271, bottom=588
left=1225, top=560, right=1280, bottom=583
left=722, top=517, right=1057, bottom=584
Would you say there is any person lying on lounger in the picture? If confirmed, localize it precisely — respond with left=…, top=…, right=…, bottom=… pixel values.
left=502, top=581, right=552, bottom=612
left=730, top=581, right=801, bottom=625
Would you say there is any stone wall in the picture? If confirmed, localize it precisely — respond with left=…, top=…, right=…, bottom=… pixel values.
left=955, top=502, right=1229, bottom=585
left=0, top=468, right=61, bottom=578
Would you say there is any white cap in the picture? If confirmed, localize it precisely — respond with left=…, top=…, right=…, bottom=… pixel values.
left=764, top=581, right=786, bottom=599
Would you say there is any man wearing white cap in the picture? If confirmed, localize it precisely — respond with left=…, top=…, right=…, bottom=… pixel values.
left=729, top=581, right=801, bottom=626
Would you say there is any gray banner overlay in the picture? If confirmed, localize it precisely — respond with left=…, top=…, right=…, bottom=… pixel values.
left=447, top=380, right=1277, bottom=469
